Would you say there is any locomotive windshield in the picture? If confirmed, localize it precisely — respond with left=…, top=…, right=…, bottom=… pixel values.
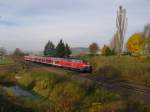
left=82, top=60, right=88, bottom=64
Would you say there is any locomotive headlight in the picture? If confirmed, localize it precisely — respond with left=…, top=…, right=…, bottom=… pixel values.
left=83, top=64, right=90, bottom=68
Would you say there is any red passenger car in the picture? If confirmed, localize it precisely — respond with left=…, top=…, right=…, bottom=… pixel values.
left=24, top=56, right=92, bottom=72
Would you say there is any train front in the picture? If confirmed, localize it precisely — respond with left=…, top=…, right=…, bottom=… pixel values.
left=81, top=60, right=92, bottom=73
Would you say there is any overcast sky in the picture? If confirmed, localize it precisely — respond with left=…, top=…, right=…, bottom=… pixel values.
left=0, top=0, right=150, bottom=51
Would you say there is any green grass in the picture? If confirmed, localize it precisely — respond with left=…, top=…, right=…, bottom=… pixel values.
left=0, top=57, right=14, bottom=65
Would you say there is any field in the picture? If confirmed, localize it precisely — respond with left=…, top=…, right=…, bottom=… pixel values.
left=79, top=55, right=150, bottom=87
left=0, top=56, right=150, bottom=112
left=0, top=56, right=14, bottom=65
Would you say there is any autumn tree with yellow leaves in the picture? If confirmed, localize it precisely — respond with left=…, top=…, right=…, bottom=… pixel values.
left=126, top=33, right=144, bottom=54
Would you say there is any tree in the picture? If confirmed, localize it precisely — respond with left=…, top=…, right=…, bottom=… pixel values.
left=126, top=33, right=144, bottom=54
left=144, top=23, right=150, bottom=38
left=13, top=48, right=24, bottom=56
left=0, top=47, right=6, bottom=60
left=110, top=33, right=118, bottom=53
left=55, top=39, right=66, bottom=57
left=44, top=40, right=55, bottom=56
left=89, top=43, right=99, bottom=55
left=101, top=45, right=112, bottom=56
left=115, top=6, right=128, bottom=54
left=143, top=23, right=150, bottom=54
left=65, top=44, right=72, bottom=57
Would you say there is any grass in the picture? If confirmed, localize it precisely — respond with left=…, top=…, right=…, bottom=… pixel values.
left=0, top=56, right=14, bottom=65
left=80, top=55, right=150, bottom=87
left=5, top=68, right=122, bottom=112
left=0, top=56, right=150, bottom=112
left=0, top=88, right=33, bottom=112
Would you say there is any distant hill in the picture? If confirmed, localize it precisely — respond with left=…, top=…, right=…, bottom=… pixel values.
left=71, top=47, right=89, bottom=54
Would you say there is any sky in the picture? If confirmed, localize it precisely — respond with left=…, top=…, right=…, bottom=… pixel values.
left=0, top=0, right=150, bottom=52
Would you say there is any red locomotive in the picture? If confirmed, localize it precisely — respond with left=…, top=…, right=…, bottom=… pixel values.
left=24, top=56, right=92, bottom=72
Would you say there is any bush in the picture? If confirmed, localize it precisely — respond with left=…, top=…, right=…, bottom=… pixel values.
left=49, top=81, right=85, bottom=112
left=101, top=45, right=113, bottom=56
left=17, top=73, right=34, bottom=89
left=33, top=79, right=51, bottom=97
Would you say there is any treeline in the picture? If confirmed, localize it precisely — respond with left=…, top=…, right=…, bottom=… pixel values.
left=88, top=6, right=150, bottom=56
left=44, top=39, right=71, bottom=57
left=88, top=23, right=150, bottom=56
left=0, top=39, right=72, bottom=59
left=88, top=43, right=115, bottom=56
left=0, top=47, right=25, bottom=61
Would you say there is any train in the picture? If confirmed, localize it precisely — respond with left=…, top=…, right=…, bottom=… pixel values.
left=24, top=55, right=92, bottom=73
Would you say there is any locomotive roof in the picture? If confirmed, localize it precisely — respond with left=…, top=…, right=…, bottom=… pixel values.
left=25, top=55, right=83, bottom=62
left=52, top=57, right=82, bottom=62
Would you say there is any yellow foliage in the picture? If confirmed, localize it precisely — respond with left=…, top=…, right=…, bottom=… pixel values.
left=127, top=33, right=144, bottom=54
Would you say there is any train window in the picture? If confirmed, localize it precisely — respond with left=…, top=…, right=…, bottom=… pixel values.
left=70, top=59, right=82, bottom=62
left=64, top=58, right=70, bottom=61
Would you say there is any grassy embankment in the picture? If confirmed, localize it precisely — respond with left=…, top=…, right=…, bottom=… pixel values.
left=79, top=55, right=150, bottom=87
left=0, top=56, right=150, bottom=112
left=0, top=65, right=122, bottom=112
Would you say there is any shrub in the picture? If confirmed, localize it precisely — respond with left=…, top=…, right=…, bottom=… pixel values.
left=33, top=79, right=51, bottom=97
left=49, top=81, right=85, bottom=112
left=17, top=73, right=34, bottom=89
left=101, top=45, right=113, bottom=56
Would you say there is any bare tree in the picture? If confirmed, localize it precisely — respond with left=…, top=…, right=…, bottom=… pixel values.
left=116, top=6, right=127, bottom=54
left=144, top=23, right=150, bottom=54
left=0, top=47, right=6, bottom=60
left=110, top=33, right=118, bottom=53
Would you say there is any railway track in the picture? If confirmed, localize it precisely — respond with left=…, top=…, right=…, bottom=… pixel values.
left=80, top=76, right=150, bottom=102
left=97, top=79, right=150, bottom=94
